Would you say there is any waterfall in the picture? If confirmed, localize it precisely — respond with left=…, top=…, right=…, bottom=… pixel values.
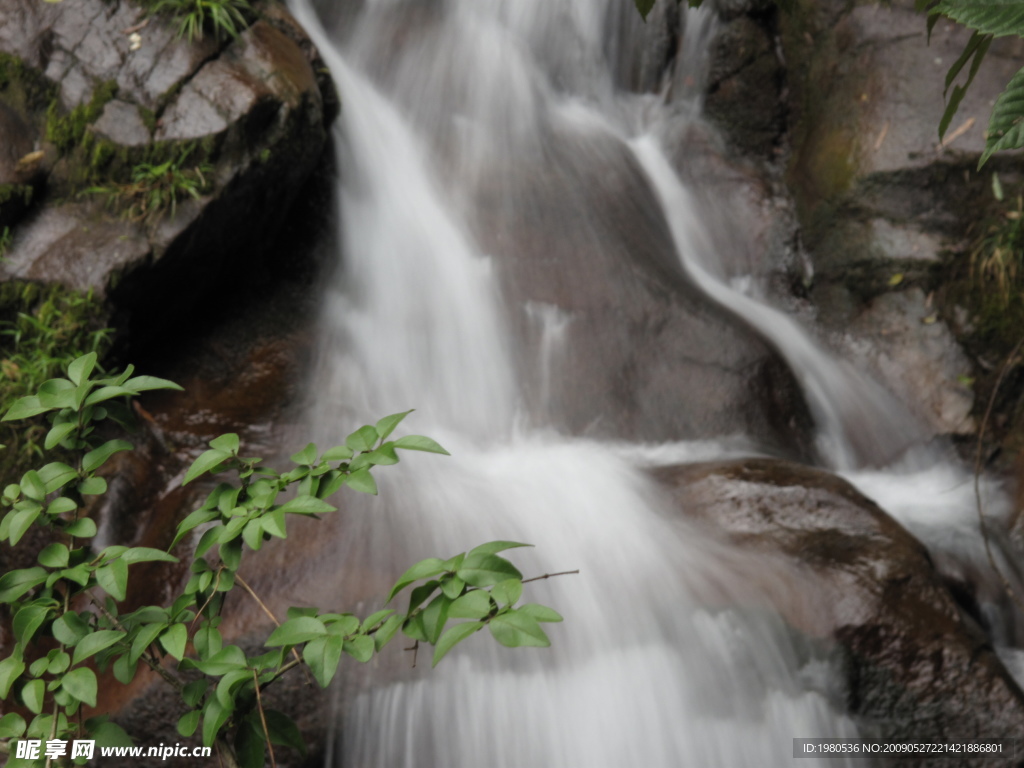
left=284, top=0, right=1018, bottom=765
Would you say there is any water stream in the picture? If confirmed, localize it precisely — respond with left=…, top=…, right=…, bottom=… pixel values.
left=286, top=0, right=1019, bottom=765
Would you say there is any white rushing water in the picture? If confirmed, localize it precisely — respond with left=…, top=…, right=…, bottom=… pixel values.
left=286, top=0, right=1019, bottom=765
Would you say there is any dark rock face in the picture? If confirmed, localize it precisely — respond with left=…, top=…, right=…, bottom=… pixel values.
left=654, top=458, right=1024, bottom=763
left=0, top=0, right=335, bottom=332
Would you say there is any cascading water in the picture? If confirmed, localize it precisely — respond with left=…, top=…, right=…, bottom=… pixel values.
left=285, top=0, right=1020, bottom=765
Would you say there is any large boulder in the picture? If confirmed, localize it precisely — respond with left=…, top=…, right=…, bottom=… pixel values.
left=0, top=0, right=336, bottom=331
left=654, top=457, right=1024, bottom=763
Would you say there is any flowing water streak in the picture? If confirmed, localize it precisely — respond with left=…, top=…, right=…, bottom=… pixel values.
left=291, top=0, right=861, bottom=765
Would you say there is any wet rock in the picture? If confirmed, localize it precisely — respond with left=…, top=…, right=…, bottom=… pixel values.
left=655, top=458, right=1024, bottom=760
left=0, top=0, right=334, bottom=333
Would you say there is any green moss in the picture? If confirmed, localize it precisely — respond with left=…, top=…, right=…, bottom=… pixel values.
left=138, top=105, right=158, bottom=135
left=0, top=52, right=57, bottom=115
left=45, top=79, right=118, bottom=155
left=0, top=282, right=112, bottom=485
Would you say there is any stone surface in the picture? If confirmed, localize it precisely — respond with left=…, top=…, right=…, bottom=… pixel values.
left=655, top=458, right=1024, bottom=761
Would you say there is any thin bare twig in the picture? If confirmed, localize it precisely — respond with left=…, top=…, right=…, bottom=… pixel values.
left=235, top=574, right=311, bottom=686
left=253, top=670, right=277, bottom=768
left=522, top=569, right=579, bottom=584
left=973, top=336, right=1024, bottom=615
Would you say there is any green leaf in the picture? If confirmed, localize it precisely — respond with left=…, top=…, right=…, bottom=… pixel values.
left=215, top=668, right=251, bottom=709
left=72, top=630, right=125, bottom=665
left=346, top=468, right=378, bottom=495
left=121, top=547, right=178, bottom=565
left=490, top=578, right=523, bottom=606
left=78, top=477, right=107, bottom=496
left=375, top=410, right=413, bottom=441
left=387, top=558, right=448, bottom=602
left=488, top=610, right=550, bottom=648
left=467, top=540, right=532, bottom=557
left=82, top=439, right=133, bottom=473
left=263, top=710, right=306, bottom=756
left=393, top=435, right=449, bottom=455
left=96, top=558, right=129, bottom=601
left=84, top=385, right=135, bottom=406
left=88, top=717, right=134, bottom=748
left=981, top=64, right=1024, bottom=166
left=343, top=635, right=375, bottom=663
left=20, top=470, right=44, bottom=500
left=202, top=698, right=231, bottom=748
left=35, top=543, right=65, bottom=570
left=0, top=654, right=25, bottom=698
left=634, top=0, right=656, bottom=21
left=449, top=589, right=493, bottom=619
left=65, top=516, right=98, bottom=537
left=262, top=508, right=287, bottom=538
left=52, top=612, right=90, bottom=646
left=277, top=495, right=336, bottom=515
left=209, top=433, right=239, bottom=454
left=266, top=616, right=328, bottom=646
left=192, top=645, right=247, bottom=677
left=44, top=422, right=77, bottom=450
left=0, top=567, right=47, bottom=602
left=159, top=623, right=188, bottom=660
left=38, top=378, right=77, bottom=409
left=242, top=518, right=263, bottom=551
left=440, top=575, right=466, bottom=600
left=366, top=445, right=400, bottom=465
left=22, top=678, right=45, bottom=713
left=517, top=603, right=564, bottom=623
left=62, top=667, right=98, bottom=706
left=933, top=0, right=1024, bottom=37
left=456, top=553, right=523, bottom=587
left=113, top=654, right=138, bottom=685
left=432, top=622, right=482, bottom=667
left=177, top=710, right=201, bottom=738
left=68, top=353, right=97, bottom=386
left=38, top=462, right=77, bottom=493
left=303, top=635, right=344, bottom=687
left=183, top=448, right=231, bottom=486
left=171, top=507, right=219, bottom=548
left=321, top=445, right=354, bottom=462
left=421, top=594, right=451, bottom=644
left=3, top=395, right=48, bottom=421
left=345, top=425, right=378, bottom=453
left=9, top=506, right=40, bottom=545
left=45, top=650, right=70, bottom=675
left=290, top=442, right=318, bottom=465
left=194, top=624, right=223, bottom=659
left=13, top=604, right=50, bottom=646
left=361, top=609, right=395, bottom=632
left=45, top=497, right=77, bottom=516
left=373, top=615, right=403, bottom=651
left=183, top=679, right=209, bottom=708
left=121, top=375, right=183, bottom=393
left=0, top=712, right=26, bottom=738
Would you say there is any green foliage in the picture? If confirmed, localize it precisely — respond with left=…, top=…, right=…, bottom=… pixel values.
left=0, top=356, right=563, bottom=767
left=45, top=81, right=118, bottom=155
left=83, top=150, right=213, bottom=223
left=0, top=227, right=11, bottom=261
left=0, top=285, right=111, bottom=483
left=920, top=0, right=1024, bottom=165
left=146, top=0, right=253, bottom=42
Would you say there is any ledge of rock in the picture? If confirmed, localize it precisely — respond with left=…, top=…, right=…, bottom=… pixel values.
left=654, top=457, right=1024, bottom=759
left=0, top=0, right=337, bottom=330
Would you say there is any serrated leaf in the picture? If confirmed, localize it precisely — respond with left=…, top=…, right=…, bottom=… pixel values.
left=449, top=589, right=492, bottom=619
left=96, top=559, right=129, bottom=601
left=266, top=616, right=328, bottom=646
left=457, top=553, right=523, bottom=587
left=375, top=410, right=413, bottom=441
left=392, top=435, right=449, bottom=454
left=933, top=0, right=1024, bottom=37
left=83, top=439, right=133, bottom=473
left=981, top=64, right=1024, bottom=166
left=345, top=425, right=378, bottom=453
left=61, top=667, right=98, bottom=707
left=72, top=630, right=125, bottom=665
left=387, top=558, right=448, bottom=602
left=346, top=468, right=378, bottom=495
left=432, top=622, right=482, bottom=667
left=488, top=610, right=550, bottom=648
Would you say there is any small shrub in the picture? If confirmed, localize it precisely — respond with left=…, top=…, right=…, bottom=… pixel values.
left=148, top=0, right=253, bottom=42
left=84, top=151, right=213, bottom=223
